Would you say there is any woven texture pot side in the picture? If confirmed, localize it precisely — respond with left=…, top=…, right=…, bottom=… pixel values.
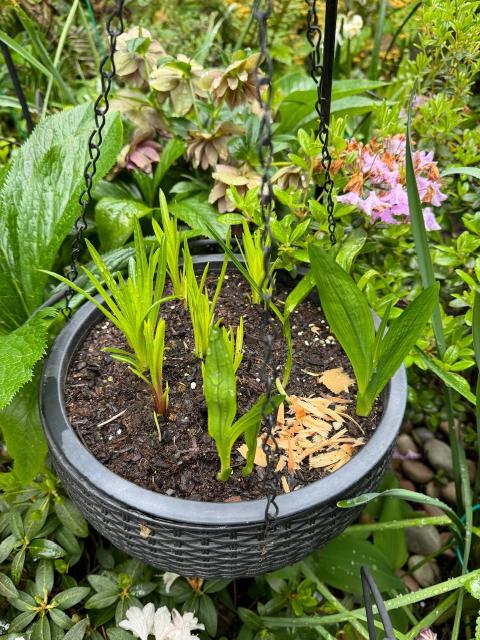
left=40, top=257, right=407, bottom=578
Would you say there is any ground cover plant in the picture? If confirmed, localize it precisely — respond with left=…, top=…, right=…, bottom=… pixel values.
left=1, top=0, right=480, bottom=637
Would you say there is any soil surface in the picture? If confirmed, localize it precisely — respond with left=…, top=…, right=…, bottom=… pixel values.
left=65, top=271, right=383, bottom=502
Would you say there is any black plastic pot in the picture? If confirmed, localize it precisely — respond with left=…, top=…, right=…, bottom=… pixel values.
left=40, top=255, right=407, bottom=578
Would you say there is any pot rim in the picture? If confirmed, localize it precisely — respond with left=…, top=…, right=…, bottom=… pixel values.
left=41, top=254, right=407, bottom=526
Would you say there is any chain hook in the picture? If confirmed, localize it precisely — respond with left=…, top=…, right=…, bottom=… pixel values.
left=63, top=0, right=126, bottom=319
left=252, top=0, right=283, bottom=559
left=305, top=0, right=338, bottom=247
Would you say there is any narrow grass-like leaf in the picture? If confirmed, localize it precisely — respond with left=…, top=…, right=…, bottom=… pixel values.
left=338, top=489, right=464, bottom=541
left=308, top=243, right=375, bottom=394
left=474, top=292, right=480, bottom=499
left=284, top=272, right=315, bottom=319
left=406, top=87, right=463, bottom=524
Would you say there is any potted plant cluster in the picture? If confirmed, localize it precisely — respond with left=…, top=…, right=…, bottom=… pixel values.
left=40, top=180, right=438, bottom=576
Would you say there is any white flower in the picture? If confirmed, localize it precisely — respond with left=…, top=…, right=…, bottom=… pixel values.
left=170, top=609, right=205, bottom=640
left=119, top=603, right=155, bottom=640
left=342, top=14, right=363, bottom=40
left=163, top=572, right=180, bottom=594
left=153, top=606, right=174, bottom=640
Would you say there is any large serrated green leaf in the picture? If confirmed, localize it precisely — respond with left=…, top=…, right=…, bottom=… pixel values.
left=0, top=372, right=48, bottom=482
left=171, top=196, right=229, bottom=239
left=0, top=103, right=122, bottom=332
left=0, top=312, right=56, bottom=409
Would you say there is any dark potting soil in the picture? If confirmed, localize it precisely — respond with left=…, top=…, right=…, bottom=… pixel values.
left=65, top=272, right=383, bottom=502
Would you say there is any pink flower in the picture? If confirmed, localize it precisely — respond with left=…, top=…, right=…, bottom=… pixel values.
left=337, top=135, right=446, bottom=231
left=416, top=629, right=437, bottom=640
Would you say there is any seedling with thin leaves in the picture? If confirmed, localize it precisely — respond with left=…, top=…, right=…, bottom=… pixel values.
left=43, top=221, right=172, bottom=417
left=152, top=190, right=185, bottom=299
left=183, top=243, right=228, bottom=359
left=237, top=220, right=272, bottom=305
left=202, top=326, right=281, bottom=481
left=308, top=243, right=439, bottom=416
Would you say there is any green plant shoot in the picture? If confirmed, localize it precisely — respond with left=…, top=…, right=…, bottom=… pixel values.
left=203, top=326, right=281, bottom=481
left=237, top=220, right=271, bottom=305
left=152, top=190, right=185, bottom=299
left=308, top=243, right=439, bottom=416
left=219, top=317, right=244, bottom=373
left=43, top=220, right=172, bottom=417
left=183, top=243, right=228, bottom=359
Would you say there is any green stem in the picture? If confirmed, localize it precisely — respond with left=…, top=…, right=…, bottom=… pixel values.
left=41, top=0, right=80, bottom=118
left=345, top=515, right=451, bottom=533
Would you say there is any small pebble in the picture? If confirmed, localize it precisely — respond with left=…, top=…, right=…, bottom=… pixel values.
left=425, top=480, right=440, bottom=498
left=424, top=439, right=453, bottom=478
left=190, top=382, right=196, bottom=390
left=406, top=525, right=442, bottom=555
left=402, top=460, right=434, bottom=484
left=440, top=481, right=456, bottom=506
left=399, top=479, right=416, bottom=492
left=412, top=427, right=435, bottom=444
left=408, top=555, right=440, bottom=587
left=397, top=434, right=419, bottom=456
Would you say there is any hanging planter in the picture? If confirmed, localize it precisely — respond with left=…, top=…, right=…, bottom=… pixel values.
left=40, top=251, right=407, bottom=579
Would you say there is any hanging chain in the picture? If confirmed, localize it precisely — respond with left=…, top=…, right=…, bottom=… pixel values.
left=63, top=0, right=126, bottom=317
left=253, top=0, right=283, bottom=548
left=305, top=0, right=337, bottom=246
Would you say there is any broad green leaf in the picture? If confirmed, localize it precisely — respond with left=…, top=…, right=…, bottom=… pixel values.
left=24, top=504, right=49, bottom=540
left=203, top=578, right=231, bottom=594
left=0, top=534, right=17, bottom=563
left=84, top=592, right=119, bottom=609
left=331, top=96, right=380, bottom=117
left=54, top=499, right=89, bottom=538
left=0, top=570, right=19, bottom=598
left=8, top=611, right=37, bottom=632
left=49, top=608, right=73, bottom=630
left=107, top=629, right=134, bottom=640
left=64, top=619, right=89, bottom=640
left=0, top=103, right=122, bottom=331
left=360, top=284, right=438, bottom=414
left=0, top=311, right=56, bottom=409
left=415, top=348, right=476, bottom=405
left=204, top=327, right=237, bottom=480
left=198, top=594, right=217, bottom=637
left=54, top=587, right=91, bottom=610
left=313, top=535, right=404, bottom=593
left=11, top=548, right=26, bottom=583
left=0, top=373, right=48, bottom=482
left=374, top=496, right=408, bottom=571
left=332, top=79, right=387, bottom=99
left=171, top=196, right=230, bottom=240
left=9, top=509, right=24, bottom=539
left=29, top=539, right=66, bottom=559
left=442, top=166, right=480, bottom=180
left=31, top=615, right=51, bottom=640
left=95, top=198, right=151, bottom=251
left=87, top=574, right=118, bottom=594
left=335, top=227, right=367, bottom=273
left=36, top=559, right=54, bottom=598
left=283, top=272, right=315, bottom=319
left=308, top=243, right=375, bottom=393
left=152, top=138, right=186, bottom=193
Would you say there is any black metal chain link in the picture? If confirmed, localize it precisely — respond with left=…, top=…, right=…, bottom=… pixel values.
left=253, top=0, right=283, bottom=552
left=305, top=0, right=337, bottom=246
left=63, top=0, right=126, bottom=317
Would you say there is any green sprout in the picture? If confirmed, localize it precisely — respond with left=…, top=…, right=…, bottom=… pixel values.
left=183, top=243, right=228, bottom=359
left=43, top=220, right=172, bottom=420
left=237, top=220, right=272, bottom=305
left=152, top=190, right=185, bottom=300
left=202, top=325, right=281, bottom=481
